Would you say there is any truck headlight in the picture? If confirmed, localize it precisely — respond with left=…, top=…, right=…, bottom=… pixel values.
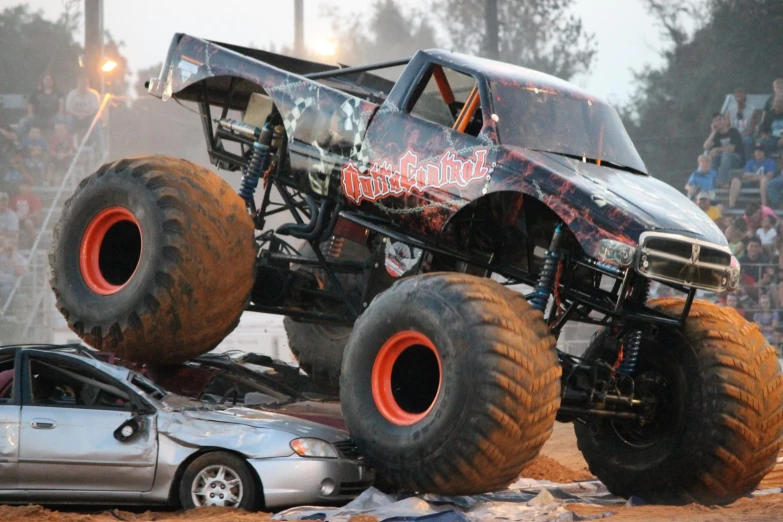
left=727, top=255, right=740, bottom=291
left=290, top=438, right=339, bottom=458
left=595, top=239, right=636, bottom=267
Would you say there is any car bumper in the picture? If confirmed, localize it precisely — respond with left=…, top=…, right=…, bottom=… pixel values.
left=248, top=456, right=374, bottom=509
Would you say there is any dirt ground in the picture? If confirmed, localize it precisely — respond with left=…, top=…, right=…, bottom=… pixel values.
left=2, top=422, right=782, bottom=521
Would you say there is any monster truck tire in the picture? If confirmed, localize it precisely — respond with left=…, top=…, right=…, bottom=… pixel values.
left=284, top=318, right=350, bottom=394
left=284, top=240, right=367, bottom=394
left=340, top=272, right=561, bottom=495
left=50, top=155, right=256, bottom=363
left=575, top=298, right=783, bottom=505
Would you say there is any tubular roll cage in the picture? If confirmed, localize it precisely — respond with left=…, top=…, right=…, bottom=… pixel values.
left=192, top=73, right=696, bottom=335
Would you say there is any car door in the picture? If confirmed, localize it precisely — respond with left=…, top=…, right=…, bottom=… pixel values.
left=0, top=349, right=20, bottom=489
left=18, top=352, right=157, bottom=492
left=346, top=55, right=497, bottom=238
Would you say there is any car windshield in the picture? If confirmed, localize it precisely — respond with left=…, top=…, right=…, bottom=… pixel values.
left=489, top=81, right=648, bottom=174
left=130, top=371, right=167, bottom=400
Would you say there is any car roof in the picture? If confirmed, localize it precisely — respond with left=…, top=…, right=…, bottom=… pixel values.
left=424, top=49, right=603, bottom=104
left=0, top=344, right=132, bottom=382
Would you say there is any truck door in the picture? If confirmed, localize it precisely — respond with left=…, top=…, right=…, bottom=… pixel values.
left=343, top=56, right=497, bottom=237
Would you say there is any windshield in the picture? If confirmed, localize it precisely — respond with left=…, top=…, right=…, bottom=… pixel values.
left=490, top=81, right=647, bottom=174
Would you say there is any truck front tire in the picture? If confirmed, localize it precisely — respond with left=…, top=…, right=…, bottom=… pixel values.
left=50, top=155, right=256, bottom=363
left=575, top=298, right=783, bottom=505
left=340, top=273, right=561, bottom=495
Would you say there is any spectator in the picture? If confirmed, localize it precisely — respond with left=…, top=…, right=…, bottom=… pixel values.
left=743, top=202, right=777, bottom=235
left=696, top=191, right=722, bottom=222
left=724, top=88, right=758, bottom=158
left=19, top=74, right=64, bottom=135
left=759, top=95, right=783, bottom=155
left=685, top=154, right=718, bottom=199
left=726, top=292, right=744, bottom=318
left=65, top=75, right=101, bottom=140
left=774, top=326, right=783, bottom=356
left=0, top=235, right=25, bottom=304
left=48, top=122, right=75, bottom=177
left=754, top=294, right=779, bottom=341
left=0, top=115, right=18, bottom=165
left=703, top=113, right=746, bottom=185
left=0, top=193, right=19, bottom=240
left=1, top=154, right=32, bottom=199
left=10, top=181, right=41, bottom=248
left=731, top=144, right=778, bottom=208
left=757, top=214, right=778, bottom=252
left=762, top=79, right=783, bottom=115
left=22, top=127, right=49, bottom=185
left=740, top=235, right=771, bottom=283
left=725, top=217, right=747, bottom=257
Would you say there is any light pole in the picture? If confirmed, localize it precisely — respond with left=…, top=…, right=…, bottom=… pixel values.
left=294, top=0, right=304, bottom=58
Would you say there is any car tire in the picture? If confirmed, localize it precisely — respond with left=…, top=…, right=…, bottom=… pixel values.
left=340, top=272, right=561, bottom=495
left=179, top=451, right=260, bottom=510
left=49, top=155, right=256, bottom=363
left=575, top=298, right=783, bottom=505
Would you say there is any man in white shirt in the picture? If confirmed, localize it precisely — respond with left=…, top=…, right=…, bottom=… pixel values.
left=65, top=75, right=101, bottom=138
left=724, top=88, right=757, bottom=159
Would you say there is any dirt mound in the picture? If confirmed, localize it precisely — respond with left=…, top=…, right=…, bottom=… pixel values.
left=0, top=506, right=275, bottom=522
left=521, top=454, right=594, bottom=483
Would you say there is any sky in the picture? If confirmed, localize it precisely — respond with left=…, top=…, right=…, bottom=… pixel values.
left=2, top=0, right=669, bottom=106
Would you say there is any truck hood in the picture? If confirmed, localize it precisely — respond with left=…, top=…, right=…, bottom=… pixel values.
left=490, top=147, right=728, bottom=252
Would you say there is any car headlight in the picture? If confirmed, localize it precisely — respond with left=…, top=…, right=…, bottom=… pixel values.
left=595, top=239, right=636, bottom=267
left=290, top=438, right=339, bottom=458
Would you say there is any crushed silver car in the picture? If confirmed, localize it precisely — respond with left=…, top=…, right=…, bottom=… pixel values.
left=0, top=345, right=373, bottom=510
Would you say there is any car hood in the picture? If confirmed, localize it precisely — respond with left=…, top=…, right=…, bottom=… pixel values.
left=489, top=147, right=728, bottom=252
left=177, top=406, right=348, bottom=442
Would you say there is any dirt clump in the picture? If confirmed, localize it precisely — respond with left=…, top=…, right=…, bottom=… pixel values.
left=521, top=454, right=594, bottom=483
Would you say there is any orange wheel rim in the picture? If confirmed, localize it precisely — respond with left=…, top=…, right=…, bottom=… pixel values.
left=79, top=206, right=142, bottom=296
left=371, top=330, right=442, bottom=426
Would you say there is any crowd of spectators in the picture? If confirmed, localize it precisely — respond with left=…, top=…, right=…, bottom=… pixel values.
left=680, top=79, right=783, bottom=355
left=0, top=72, right=101, bottom=308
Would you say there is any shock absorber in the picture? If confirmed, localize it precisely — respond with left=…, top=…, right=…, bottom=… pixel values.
left=530, top=222, right=564, bottom=312
left=617, top=279, right=650, bottom=375
left=237, top=122, right=275, bottom=214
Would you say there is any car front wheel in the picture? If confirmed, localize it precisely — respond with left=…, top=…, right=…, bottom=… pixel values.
left=179, top=451, right=260, bottom=510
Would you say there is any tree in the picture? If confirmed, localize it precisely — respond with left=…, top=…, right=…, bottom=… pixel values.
left=625, top=0, right=783, bottom=182
left=0, top=5, right=82, bottom=96
left=325, top=0, right=439, bottom=65
left=440, top=0, right=597, bottom=81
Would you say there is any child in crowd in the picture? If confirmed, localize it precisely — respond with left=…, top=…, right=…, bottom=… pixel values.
left=725, top=217, right=747, bottom=258
left=757, top=214, right=778, bottom=254
left=726, top=292, right=744, bottom=318
left=754, top=293, right=779, bottom=342
left=22, top=127, right=49, bottom=185
left=10, top=181, right=41, bottom=248
left=685, top=154, right=718, bottom=199
left=1, top=153, right=33, bottom=199
left=48, top=122, right=75, bottom=180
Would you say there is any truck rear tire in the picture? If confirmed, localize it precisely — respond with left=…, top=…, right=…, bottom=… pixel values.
left=340, top=273, right=561, bottom=495
left=575, top=298, right=783, bottom=505
left=50, top=155, right=256, bottom=363
left=284, top=318, right=349, bottom=395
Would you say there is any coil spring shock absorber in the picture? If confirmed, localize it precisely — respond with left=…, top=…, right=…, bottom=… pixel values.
left=617, top=279, right=651, bottom=375
left=238, top=122, right=275, bottom=214
left=327, top=236, right=345, bottom=259
left=530, top=222, right=564, bottom=313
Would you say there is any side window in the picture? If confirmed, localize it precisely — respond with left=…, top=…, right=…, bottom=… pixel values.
left=408, top=65, right=484, bottom=137
left=28, top=359, right=131, bottom=411
left=0, top=357, right=15, bottom=404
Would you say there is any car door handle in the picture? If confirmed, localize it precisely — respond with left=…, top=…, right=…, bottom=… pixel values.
left=31, top=418, right=56, bottom=429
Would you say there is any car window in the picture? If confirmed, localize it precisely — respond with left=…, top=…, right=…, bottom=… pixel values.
left=408, top=64, right=484, bottom=137
left=28, top=359, right=131, bottom=411
left=0, top=356, right=14, bottom=403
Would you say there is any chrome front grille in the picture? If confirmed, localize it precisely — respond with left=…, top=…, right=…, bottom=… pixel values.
left=636, top=232, right=737, bottom=292
left=334, top=440, right=360, bottom=459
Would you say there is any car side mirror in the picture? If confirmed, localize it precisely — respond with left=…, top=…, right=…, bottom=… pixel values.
left=114, top=412, right=147, bottom=442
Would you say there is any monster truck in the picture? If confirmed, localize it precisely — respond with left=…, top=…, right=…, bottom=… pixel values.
left=50, top=34, right=783, bottom=504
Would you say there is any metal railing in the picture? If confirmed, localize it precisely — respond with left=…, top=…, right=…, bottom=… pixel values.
left=0, top=95, right=111, bottom=341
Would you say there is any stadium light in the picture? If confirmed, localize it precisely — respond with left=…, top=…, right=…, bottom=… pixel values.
left=101, top=59, right=117, bottom=73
